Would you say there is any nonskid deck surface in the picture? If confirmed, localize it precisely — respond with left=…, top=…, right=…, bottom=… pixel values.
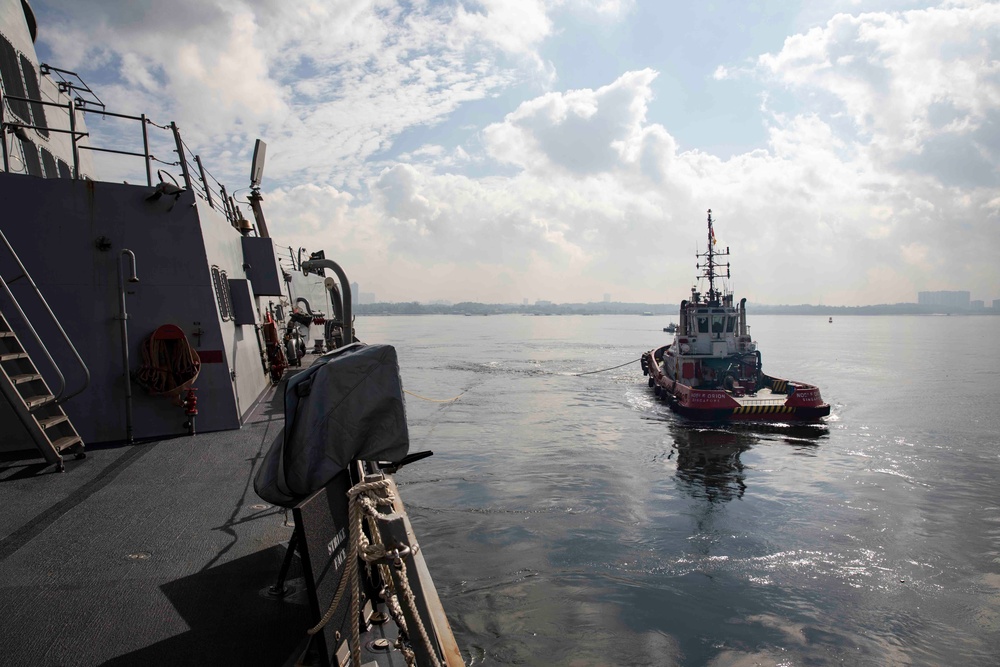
left=0, top=374, right=313, bottom=666
left=730, top=388, right=788, bottom=407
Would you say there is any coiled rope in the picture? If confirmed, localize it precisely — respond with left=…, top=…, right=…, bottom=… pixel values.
left=307, top=478, right=441, bottom=667
left=134, top=326, right=201, bottom=396
left=574, top=358, right=640, bottom=376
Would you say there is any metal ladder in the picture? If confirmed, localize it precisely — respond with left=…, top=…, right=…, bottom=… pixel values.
left=0, top=310, right=84, bottom=470
left=0, top=228, right=89, bottom=472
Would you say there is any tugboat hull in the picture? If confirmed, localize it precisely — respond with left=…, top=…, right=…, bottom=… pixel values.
left=643, top=346, right=830, bottom=423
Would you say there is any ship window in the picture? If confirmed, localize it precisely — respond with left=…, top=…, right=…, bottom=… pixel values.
left=39, top=147, right=56, bottom=178
left=56, top=159, right=72, bottom=178
left=211, top=266, right=233, bottom=321
left=19, top=54, right=48, bottom=137
left=697, top=316, right=709, bottom=333
left=711, top=315, right=724, bottom=333
left=0, top=34, right=31, bottom=123
left=726, top=316, right=736, bottom=333
left=18, top=137, right=42, bottom=176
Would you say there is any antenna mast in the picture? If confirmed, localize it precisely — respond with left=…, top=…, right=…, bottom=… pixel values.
left=695, top=209, right=730, bottom=305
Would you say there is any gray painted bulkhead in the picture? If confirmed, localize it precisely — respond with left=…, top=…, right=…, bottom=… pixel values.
left=0, top=172, right=279, bottom=444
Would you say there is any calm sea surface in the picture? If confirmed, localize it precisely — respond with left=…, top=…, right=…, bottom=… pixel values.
left=358, top=314, right=1000, bottom=666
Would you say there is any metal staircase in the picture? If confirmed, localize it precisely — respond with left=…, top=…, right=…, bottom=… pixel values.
left=0, top=228, right=89, bottom=472
left=0, top=310, right=84, bottom=470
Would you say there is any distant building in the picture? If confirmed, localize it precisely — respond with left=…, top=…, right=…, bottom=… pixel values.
left=523, top=298, right=529, bottom=306
left=351, top=281, right=359, bottom=307
left=918, top=291, right=970, bottom=308
left=603, top=293, right=611, bottom=303
left=535, top=300, right=553, bottom=307
left=971, top=300, right=984, bottom=310
left=993, top=299, right=1000, bottom=311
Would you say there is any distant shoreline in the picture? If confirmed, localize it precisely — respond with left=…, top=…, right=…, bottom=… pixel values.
left=354, top=302, right=999, bottom=317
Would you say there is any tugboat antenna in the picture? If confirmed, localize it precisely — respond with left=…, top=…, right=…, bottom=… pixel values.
left=696, top=209, right=730, bottom=305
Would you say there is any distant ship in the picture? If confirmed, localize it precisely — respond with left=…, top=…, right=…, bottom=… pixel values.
left=642, top=210, right=830, bottom=422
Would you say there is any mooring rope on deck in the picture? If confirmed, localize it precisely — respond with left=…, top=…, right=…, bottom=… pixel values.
left=574, top=358, right=641, bottom=376
left=306, top=477, right=441, bottom=667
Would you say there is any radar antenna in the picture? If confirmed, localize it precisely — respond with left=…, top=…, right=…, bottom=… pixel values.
left=247, top=139, right=270, bottom=238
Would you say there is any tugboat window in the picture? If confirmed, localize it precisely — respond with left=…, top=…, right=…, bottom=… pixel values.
left=726, top=316, right=736, bottom=333
left=697, top=316, right=709, bottom=333
left=712, top=316, right=724, bottom=333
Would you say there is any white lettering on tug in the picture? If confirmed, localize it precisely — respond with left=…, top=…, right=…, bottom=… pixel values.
left=690, top=392, right=726, bottom=403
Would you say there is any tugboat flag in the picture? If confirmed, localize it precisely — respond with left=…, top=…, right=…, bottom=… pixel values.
left=711, top=225, right=717, bottom=245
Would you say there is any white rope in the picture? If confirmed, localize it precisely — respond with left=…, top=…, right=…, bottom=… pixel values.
left=395, top=557, right=442, bottom=667
left=403, top=388, right=464, bottom=403
left=574, top=357, right=641, bottom=376
left=306, top=477, right=443, bottom=667
left=307, top=479, right=393, bottom=666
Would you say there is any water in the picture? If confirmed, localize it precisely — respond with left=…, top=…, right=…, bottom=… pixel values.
left=358, top=314, right=1000, bottom=666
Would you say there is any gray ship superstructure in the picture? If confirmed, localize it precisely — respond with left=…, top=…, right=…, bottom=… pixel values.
left=1, top=2, right=461, bottom=665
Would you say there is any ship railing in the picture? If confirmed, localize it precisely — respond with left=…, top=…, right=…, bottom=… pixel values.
left=0, top=226, right=91, bottom=405
left=168, top=127, right=245, bottom=228
left=1, top=90, right=245, bottom=229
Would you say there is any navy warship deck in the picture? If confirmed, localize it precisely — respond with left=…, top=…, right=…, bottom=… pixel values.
left=0, top=380, right=313, bottom=666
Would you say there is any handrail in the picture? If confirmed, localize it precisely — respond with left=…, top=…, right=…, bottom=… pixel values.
left=0, top=227, right=91, bottom=404
left=117, top=249, right=138, bottom=443
left=2, top=91, right=244, bottom=227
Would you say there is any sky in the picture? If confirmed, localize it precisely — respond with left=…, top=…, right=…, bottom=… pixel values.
left=30, top=0, right=1000, bottom=305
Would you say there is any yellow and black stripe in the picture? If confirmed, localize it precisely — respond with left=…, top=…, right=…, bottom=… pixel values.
left=733, top=405, right=794, bottom=415
left=770, top=379, right=788, bottom=393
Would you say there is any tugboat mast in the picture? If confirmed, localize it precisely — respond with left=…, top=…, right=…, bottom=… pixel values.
left=696, top=209, right=730, bottom=306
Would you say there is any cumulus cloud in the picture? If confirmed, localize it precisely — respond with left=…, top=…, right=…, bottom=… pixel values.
left=31, top=0, right=1000, bottom=304
left=36, top=0, right=549, bottom=186
left=364, top=2, right=1000, bottom=306
left=758, top=2, right=1000, bottom=175
left=483, top=69, right=661, bottom=176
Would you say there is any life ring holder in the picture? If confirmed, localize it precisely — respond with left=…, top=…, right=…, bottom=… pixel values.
left=134, top=324, right=202, bottom=404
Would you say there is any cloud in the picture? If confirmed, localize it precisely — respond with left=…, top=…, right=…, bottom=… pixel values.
left=360, top=31, right=999, bottom=305
left=31, top=0, right=1000, bottom=304
left=36, top=0, right=550, bottom=187
left=482, top=69, right=664, bottom=176
left=758, top=3, right=1000, bottom=172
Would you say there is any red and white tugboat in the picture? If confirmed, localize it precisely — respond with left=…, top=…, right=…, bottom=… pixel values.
left=641, top=210, right=830, bottom=422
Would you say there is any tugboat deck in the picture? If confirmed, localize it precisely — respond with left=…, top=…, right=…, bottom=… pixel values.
left=731, top=388, right=788, bottom=407
left=0, top=378, right=313, bottom=666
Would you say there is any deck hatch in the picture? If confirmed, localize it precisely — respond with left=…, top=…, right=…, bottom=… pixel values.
left=227, top=278, right=256, bottom=325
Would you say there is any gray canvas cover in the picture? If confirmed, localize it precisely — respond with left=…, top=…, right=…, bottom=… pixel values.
left=254, top=343, right=409, bottom=507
